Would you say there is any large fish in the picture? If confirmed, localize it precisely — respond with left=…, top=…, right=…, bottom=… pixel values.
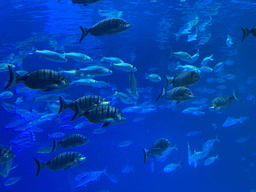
left=33, top=152, right=86, bottom=177
left=51, top=134, right=88, bottom=152
left=142, top=138, right=171, bottom=164
left=79, top=18, right=131, bottom=42
left=0, top=146, right=15, bottom=164
left=166, top=71, right=200, bottom=89
left=74, top=104, right=126, bottom=128
left=156, top=87, right=194, bottom=104
left=240, top=26, right=256, bottom=42
left=4, top=65, right=70, bottom=91
left=70, top=0, right=102, bottom=6
left=209, top=89, right=240, bottom=111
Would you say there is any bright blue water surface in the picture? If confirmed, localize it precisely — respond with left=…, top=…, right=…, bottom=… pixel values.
left=1, top=0, right=256, bottom=191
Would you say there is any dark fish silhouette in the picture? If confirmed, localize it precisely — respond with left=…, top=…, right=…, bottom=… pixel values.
left=4, top=65, right=70, bottom=91
left=240, top=26, right=256, bottom=41
left=0, top=146, right=15, bottom=164
left=79, top=18, right=131, bottom=42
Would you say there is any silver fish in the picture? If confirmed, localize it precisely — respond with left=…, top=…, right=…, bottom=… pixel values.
left=209, top=89, right=240, bottom=111
left=5, top=65, right=70, bottom=91
left=79, top=18, right=131, bottom=42
left=33, top=152, right=86, bottom=176
left=142, top=138, right=171, bottom=164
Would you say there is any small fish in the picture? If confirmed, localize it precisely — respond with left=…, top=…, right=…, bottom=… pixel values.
left=204, top=154, right=219, bottom=166
left=145, top=73, right=161, bottom=82
left=101, top=57, right=124, bottom=64
left=170, top=50, right=193, bottom=62
left=48, top=132, right=65, bottom=139
left=64, top=52, right=93, bottom=62
left=222, top=116, right=249, bottom=127
left=201, top=54, right=214, bottom=67
left=166, top=70, right=200, bottom=89
left=199, top=66, right=213, bottom=73
left=175, top=62, right=201, bottom=74
left=0, top=91, right=13, bottom=100
left=226, top=35, right=233, bottom=47
left=213, top=62, right=224, bottom=73
left=186, top=131, right=202, bottom=137
left=0, top=159, right=17, bottom=178
left=209, top=89, right=240, bottom=111
left=4, top=65, right=70, bottom=91
left=163, top=161, right=181, bottom=173
left=142, top=138, right=171, bottom=164
left=77, top=66, right=112, bottom=77
left=240, top=25, right=256, bottom=41
left=202, top=135, right=220, bottom=152
left=70, top=0, right=102, bottom=6
left=156, top=87, right=194, bottom=104
left=121, top=165, right=134, bottom=174
left=51, top=134, right=88, bottom=152
left=33, top=152, right=86, bottom=176
left=79, top=18, right=131, bottom=42
left=111, top=63, right=137, bottom=72
left=31, top=47, right=67, bottom=62
left=93, top=128, right=106, bottom=135
left=4, top=177, right=21, bottom=187
left=0, top=146, right=15, bottom=164
left=118, top=140, right=133, bottom=148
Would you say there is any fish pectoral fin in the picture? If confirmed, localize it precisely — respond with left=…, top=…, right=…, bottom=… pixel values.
left=63, top=166, right=71, bottom=171
left=102, top=122, right=111, bottom=128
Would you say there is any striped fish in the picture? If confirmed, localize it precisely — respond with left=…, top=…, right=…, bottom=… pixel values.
left=209, top=89, right=240, bottom=111
left=79, top=18, right=131, bottom=42
left=58, top=95, right=110, bottom=115
left=33, top=152, right=86, bottom=177
left=51, top=134, right=88, bottom=152
left=156, top=87, right=194, bottom=104
left=4, top=65, right=70, bottom=91
left=73, top=104, right=126, bottom=127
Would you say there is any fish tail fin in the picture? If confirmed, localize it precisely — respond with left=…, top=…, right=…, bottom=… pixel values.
left=165, top=75, right=174, bottom=89
left=33, top=158, right=45, bottom=177
left=156, top=88, right=165, bottom=102
left=178, top=161, right=182, bottom=168
left=209, top=54, right=214, bottom=61
left=173, top=144, right=178, bottom=151
left=58, top=96, right=69, bottom=114
left=71, top=101, right=82, bottom=121
left=142, top=148, right=149, bottom=164
left=240, top=26, right=251, bottom=42
left=231, top=89, right=240, bottom=101
left=51, top=139, right=58, bottom=153
left=215, top=135, right=220, bottom=143
left=31, top=46, right=37, bottom=54
left=4, top=65, right=22, bottom=89
left=79, top=26, right=89, bottom=43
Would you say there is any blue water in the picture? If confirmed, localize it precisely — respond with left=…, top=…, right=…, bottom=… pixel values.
left=1, top=0, right=256, bottom=191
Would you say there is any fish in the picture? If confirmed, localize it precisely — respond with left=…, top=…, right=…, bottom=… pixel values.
left=204, top=154, right=219, bottom=166
left=36, top=146, right=55, bottom=154
left=75, top=104, right=126, bottom=127
left=201, top=54, right=214, bottom=67
left=0, top=146, right=15, bottom=164
left=33, top=152, right=86, bottom=176
left=4, top=177, right=21, bottom=187
left=93, top=128, right=106, bottom=135
left=163, top=161, right=181, bottom=173
left=0, top=159, right=17, bottom=178
left=58, top=95, right=110, bottom=118
left=186, top=131, right=202, bottom=137
left=213, top=62, right=224, bottom=73
left=0, top=91, right=13, bottom=100
left=118, top=140, right=133, bottom=148
left=101, top=57, right=124, bottom=64
left=199, top=66, right=213, bottom=73
left=165, top=70, right=200, bottom=89
left=226, top=35, right=233, bottom=47
left=4, top=65, right=70, bottom=91
left=175, top=62, right=201, bottom=74
left=31, top=47, right=67, bottom=62
left=70, top=0, right=102, bottom=6
left=142, top=138, right=171, bottom=164
left=111, top=63, right=137, bottom=72
left=79, top=18, right=131, bottom=42
left=48, top=132, right=65, bottom=139
left=170, top=50, right=193, bottom=62
left=202, top=135, right=220, bottom=152
left=51, top=134, right=88, bottom=152
left=121, top=165, right=134, bottom=174
left=240, top=26, right=256, bottom=41
left=113, top=92, right=134, bottom=104
left=145, top=73, right=161, bottom=82
left=129, top=71, right=139, bottom=100
left=209, top=89, right=240, bottom=111
left=77, top=66, right=112, bottom=76
left=64, top=52, right=93, bottom=62
left=156, top=87, right=194, bottom=104
left=222, top=116, right=249, bottom=127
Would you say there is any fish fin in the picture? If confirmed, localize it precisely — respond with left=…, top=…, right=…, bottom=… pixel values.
left=71, top=102, right=81, bottom=121
left=58, top=96, right=68, bottom=114
left=231, top=89, right=240, bottom=101
left=64, top=166, right=71, bottom=171
left=102, top=122, right=111, bottom=128
left=165, top=76, right=173, bottom=89
left=79, top=26, right=89, bottom=43
left=240, top=26, right=251, bottom=42
left=33, top=158, right=45, bottom=177
left=4, top=65, right=22, bottom=90
left=156, top=88, right=165, bottom=102
left=142, top=148, right=149, bottom=164
left=51, top=139, right=58, bottom=153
